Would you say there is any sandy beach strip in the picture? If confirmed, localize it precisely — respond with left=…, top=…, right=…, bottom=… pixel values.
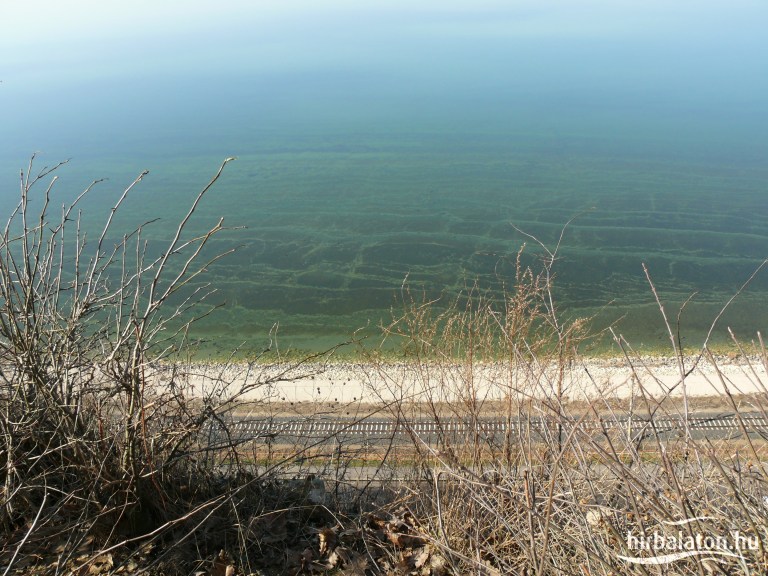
left=174, top=354, right=768, bottom=405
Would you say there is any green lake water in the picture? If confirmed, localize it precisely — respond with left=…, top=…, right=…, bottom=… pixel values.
left=194, top=132, right=768, bottom=356
left=4, top=113, right=764, bottom=358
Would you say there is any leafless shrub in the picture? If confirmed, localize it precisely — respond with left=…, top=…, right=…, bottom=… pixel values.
left=0, top=156, right=353, bottom=575
left=361, top=227, right=768, bottom=575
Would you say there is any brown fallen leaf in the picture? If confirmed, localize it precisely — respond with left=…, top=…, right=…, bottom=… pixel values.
left=367, top=514, right=388, bottom=530
left=114, top=559, right=138, bottom=574
left=429, top=553, right=448, bottom=576
left=341, top=551, right=369, bottom=576
left=211, top=550, right=236, bottom=576
left=386, top=529, right=425, bottom=549
left=324, top=549, right=341, bottom=570
left=87, top=553, right=114, bottom=575
left=317, top=526, right=337, bottom=556
left=410, top=546, right=430, bottom=569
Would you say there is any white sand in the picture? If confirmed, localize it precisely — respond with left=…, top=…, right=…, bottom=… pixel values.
left=176, top=354, right=767, bottom=405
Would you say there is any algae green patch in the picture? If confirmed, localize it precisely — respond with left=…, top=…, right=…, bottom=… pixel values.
left=5, top=128, right=766, bottom=357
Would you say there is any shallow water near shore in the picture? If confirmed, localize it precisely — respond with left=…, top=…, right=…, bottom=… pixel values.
left=1, top=109, right=767, bottom=358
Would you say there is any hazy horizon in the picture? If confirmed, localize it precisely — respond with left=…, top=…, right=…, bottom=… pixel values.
left=3, top=1, right=767, bottom=157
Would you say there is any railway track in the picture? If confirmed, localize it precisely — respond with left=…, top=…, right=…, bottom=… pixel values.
left=211, top=413, right=768, bottom=444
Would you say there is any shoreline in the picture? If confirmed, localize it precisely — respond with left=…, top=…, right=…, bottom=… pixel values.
left=170, top=352, right=767, bottom=405
left=185, top=338, right=763, bottom=364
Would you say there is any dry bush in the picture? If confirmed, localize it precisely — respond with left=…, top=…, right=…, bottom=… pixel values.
left=362, top=229, right=768, bottom=575
left=0, top=157, right=356, bottom=575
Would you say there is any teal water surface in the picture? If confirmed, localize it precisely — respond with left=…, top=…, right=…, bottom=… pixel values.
left=3, top=111, right=765, bottom=356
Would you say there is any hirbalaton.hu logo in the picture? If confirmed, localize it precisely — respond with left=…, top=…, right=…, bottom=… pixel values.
left=618, top=517, right=759, bottom=565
